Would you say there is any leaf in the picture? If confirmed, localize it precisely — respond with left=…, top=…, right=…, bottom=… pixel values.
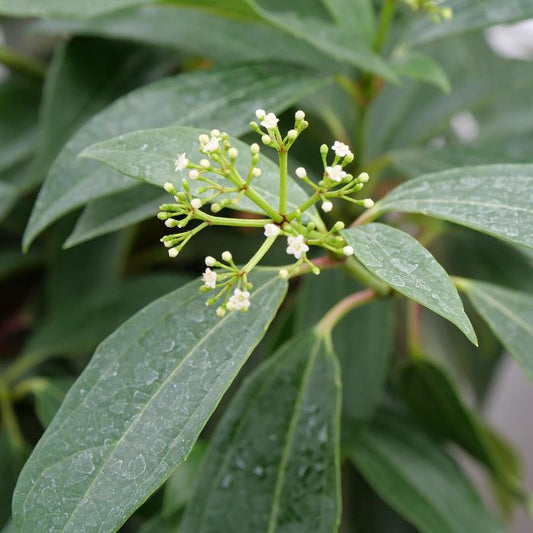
left=33, top=378, right=75, bottom=427
left=343, top=224, right=477, bottom=344
left=22, top=274, right=189, bottom=362
left=400, top=357, right=523, bottom=498
left=26, top=37, right=165, bottom=192
left=295, top=269, right=394, bottom=423
left=181, top=331, right=341, bottom=533
left=374, top=164, right=533, bottom=249
left=348, top=406, right=505, bottom=533
left=0, top=0, right=154, bottom=18
left=321, top=0, right=375, bottom=43
left=13, top=271, right=287, bottom=532
left=0, top=432, right=29, bottom=528
left=80, top=126, right=319, bottom=223
left=391, top=49, right=450, bottom=93
left=23, top=63, right=328, bottom=250
left=400, top=0, right=533, bottom=46
left=461, top=279, right=533, bottom=382
left=64, top=185, right=165, bottom=248
left=0, top=182, right=18, bottom=222
left=35, top=6, right=334, bottom=71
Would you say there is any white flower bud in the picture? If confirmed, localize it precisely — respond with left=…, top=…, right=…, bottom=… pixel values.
left=228, top=147, right=238, bottom=159
left=343, top=246, right=354, bottom=256
left=261, top=134, right=271, bottom=145
left=363, top=198, right=374, bottom=208
left=191, top=198, right=202, bottom=209
left=295, top=110, right=305, bottom=120
left=188, top=169, right=199, bottom=180
left=165, top=218, right=176, bottom=227
left=287, top=129, right=297, bottom=140
left=334, top=221, right=345, bottom=231
left=222, top=251, right=233, bottom=262
left=264, top=223, right=280, bottom=237
left=210, top=129, right=221, bottom=137
left=199, top=134, right=209, bottom=144
left=250, top=143, right=260, bottom=154
left=279, top=269, right=289, bottom=279
left=205, top=256, right=216, bottom=267
left=295, top=167, right=307, bottom=178
left=200, top=159, right=210, bottom=169
left=255, top=109, right=266, bottom=119
left=164, top=182, right=174, bottom=193
left=252, top=167, right=262, bottom=177
left=358, top=172, right=369, bottom=183
left=321, top=201, right=333, bottom=213
left=211, top=203, right=221, bottom=213
left=216, top=306, right=226, bottom=317
left=168, top=248, right=179, bottom=258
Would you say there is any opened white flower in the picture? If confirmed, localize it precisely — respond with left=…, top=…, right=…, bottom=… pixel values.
left=264, top=223, right=280, bottom=237
left=200, top=135, right=220, bottom=153
left=261, top=112, right=279, bottom=129
left=325, top=165, right=347, bottom=182
left=227, top=289, right=251, bottom=311
left=174, top=153, right=188, bottom=172
left=286, top=234, right=309, bottom=259
left=202, top=268, right=217, bottom=289
left=331, top=141, right=352, bottom=158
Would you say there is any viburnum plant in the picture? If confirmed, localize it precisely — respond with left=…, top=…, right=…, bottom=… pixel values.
left=1, top=1, right=533, bottom=532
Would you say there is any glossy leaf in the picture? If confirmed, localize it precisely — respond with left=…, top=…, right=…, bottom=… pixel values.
left=343, top=224, right=476, bottom=344
left=400, top=358, right=522, bottom=496
left=81, top=126, right=319, bottom=222
left=23, top=63, right=328, bottom=250
left=27, top=37, right=163, bottom=192
left=348, top=407, right=505, bottom=533
left=33, top=378, right=75, bottom=427
left=401, top=0, right=533, bottom=45
left=181, top=331, right=341, bottom=533
left=13, top=271, right=287, bottom=532
left=295, top=269, right=393, bottom=423
left=461, top=279, right=533, bottom=381
left=391, top=49, right=450, bottom=92
left=374, top=164, right=533, bottom=249
left=22, top=274, right=189, bottom=362
left=64, top=185, right=165, bottom=248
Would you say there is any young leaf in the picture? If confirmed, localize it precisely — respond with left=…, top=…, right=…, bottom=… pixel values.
left=181, top=331, right=341, bottom=533
left=12, top=271, right=287, bottom=533
left=295, top=269, right=393, bottom=423
left=23, top=63, right=328, bottom=250
left=461, top=279, right=533, bottom=381
left=343, top=224, right=477, bottom=344
left=347, top=407, right=505, bottom=533
left=373, top=165, right=533, bottom=249
left=400, top=358, right=523, bottom=498
left=80, top=126, right=319, bottom=223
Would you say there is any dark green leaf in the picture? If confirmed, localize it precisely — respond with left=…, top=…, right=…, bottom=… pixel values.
left=64, top=185, right=165, bottom=248
left=295, top=269, right=393, bottom=423
left=181, top=331, right=341, bottom=533
left=343, top=224, right=476, bottom=344
left=391, top=49, right=450, bottom=92
left=33, top=378, right=75, bottom=427
left=13, top=271, right=287, bottom=532
left=23, top=63, right=328, bottom=250
left=400, top=357, right=523, bottom=498
left=321, top=0, right=375, bottom=43
left=23, top=274, right=188, bottom=361
left=374, top=164, right=533, bottom=249
left=80, top=126, right=320, bottom=223
left=401, top=0, right=533, bottom=46
left=0, top=182, right=18, bottom=222
left=348, top=407, right=505, bottom=533
left=461, top=279, right=533, bottom=381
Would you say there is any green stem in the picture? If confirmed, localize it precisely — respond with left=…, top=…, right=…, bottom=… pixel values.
left=0, top=378, right=25, bottom=449
left=197, top=212, right=272, bottom=228
left=350, top=205, right=381, bottom=227
left=343, top=256, right=390, bottom=296
left=374, top=0, right=396, bottom=53
left=316, top=288, right=376, bottom=336
left=3, top=350, right=52, bottom=384
left=278, top=149, right=288, bottom=215
left=0, top=45, right=46, bottom=80
left=11, top=376, right=48, bottom=402
left=243, top=236, right=278, bottom=274
left=287, top=192, right=321, bottom=222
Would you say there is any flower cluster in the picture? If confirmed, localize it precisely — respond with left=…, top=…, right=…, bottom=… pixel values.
left=402, top=0, right=452, bottom=21
left=158, top=109, right=373, bottom=315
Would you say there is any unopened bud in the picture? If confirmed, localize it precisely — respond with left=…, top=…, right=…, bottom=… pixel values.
left=363, top=199, right=374, bottom=208
left=295, top=110, right=305, bottom=120
left=228, top=147, right=238, bottom=159
left=199, top=134, right=209, bottom=144
left=222, top=251, right=233, bottom=262
left=164, top=182, right=175, bottom=193
left=287, top=129, right=297, bottom=140
left=295, top=167, right=307, bottom=178
left=252, top=167, right=262, bottom=177
left=343, top=246, right=354, bottom=256
left=191, top=198, right=202, bottom=209
left=279, top=269, right=289, bottom=279
left=250, top=143, right=260, bottom=154
left=261, top=134, right=271, bottom=145
left=205, top=256, right=216, bottom=267
left=188, top=169, right=199, bottom=180
left=358, top=172, right=369, bottom=183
